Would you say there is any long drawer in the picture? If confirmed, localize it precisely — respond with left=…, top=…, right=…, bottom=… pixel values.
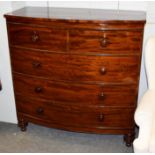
left=11, top=47, right=140, bottom=83
left=70, top=29, right=143, bottom=54
left=13, top=73, right=137, bottom=107
left=16, top=96, right=135, bottom=129
left=7, top=23, right=67, bottom=52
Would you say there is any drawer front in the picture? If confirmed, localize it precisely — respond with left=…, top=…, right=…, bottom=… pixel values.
left=11, top=48, right=140, bottom=83
left=70, top=30, right=143, bottom=54
left=16, top=96, right=135, bottom=128
left=8, top=23, right=67, bottom=52
left=14, top=73, right=137, bottom=107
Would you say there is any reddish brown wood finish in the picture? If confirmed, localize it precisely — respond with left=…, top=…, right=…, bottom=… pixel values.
left=11, top=47, right=140, bottom=83
left=4, top=7, right=145, bottom=30
left=14, top=73, right=137, bottom=107
left=70, top=30, right=143, bottom=53
left=8, top=23, right=67, bottom=52
left=16, top=96, right=135, bottom=129
left=5, top=7, right=146, bottom=147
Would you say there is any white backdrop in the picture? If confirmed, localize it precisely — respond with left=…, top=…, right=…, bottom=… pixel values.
left=1, top=1, right=154, bottom=124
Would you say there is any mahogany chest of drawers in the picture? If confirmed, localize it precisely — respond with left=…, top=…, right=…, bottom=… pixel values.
left=5, top=7, right=146, bottom=146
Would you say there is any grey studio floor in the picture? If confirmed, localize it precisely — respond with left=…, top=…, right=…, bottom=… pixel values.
left=0, top=122, right=134, bottom=153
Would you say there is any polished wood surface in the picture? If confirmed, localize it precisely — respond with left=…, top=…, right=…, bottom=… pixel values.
left=5, top=7, right=146, bottom=21
left=5, top=7, right=146, bottom=147
left=16, top=96, right=135, bottom=129
left=4, top=7, right=145, bottom=30
left=70, top=30, right=143, bottom=53
left=8, top=23, right=67, bottom=52
left=14, top=73, right=137, bottom=107
left=11, top=47, right=140, bottom=83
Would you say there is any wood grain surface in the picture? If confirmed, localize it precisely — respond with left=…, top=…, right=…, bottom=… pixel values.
left=5, top=7, right=146, bottom=146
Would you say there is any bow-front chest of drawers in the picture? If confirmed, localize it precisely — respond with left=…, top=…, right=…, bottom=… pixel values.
left=5, top=7, right=146, bottom=146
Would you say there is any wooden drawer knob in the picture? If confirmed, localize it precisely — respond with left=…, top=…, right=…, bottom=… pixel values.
left=36, top=107, right=44, bottom=115
left=32, top=61, right=41, bottom=68
left=98, top=92, right=105, bottom=100
left=100, top=67, right=106, bottom=74
left=98, top=113, right=104, bottom=122
left=35, top=86, right=43, bottom=93
left=31, top=31, right=39, bottom=42
left=101, top=39, right=107, bottom=47
left=100, top=35, right=109, bottom=48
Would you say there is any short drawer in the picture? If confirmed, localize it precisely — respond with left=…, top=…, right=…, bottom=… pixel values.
left=7, top=23, right=67, bottom=52
left=14, top=73, right=137, bottom=107
left=11, top=47, right=140, bottom=83
left=70, top=30, right=143, bottom=54
left=16, top=96, right=135, bottom=129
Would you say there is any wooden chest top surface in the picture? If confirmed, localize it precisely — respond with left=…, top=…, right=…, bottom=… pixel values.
left=5, top=7, right=146, bottom=21
left=5, top=7, right=146, bottom=30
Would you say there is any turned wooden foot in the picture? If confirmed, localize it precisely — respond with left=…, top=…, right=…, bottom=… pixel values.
left=18, top=118, right=28, bottom=131
left=124, top=132, right=135, bottom=147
